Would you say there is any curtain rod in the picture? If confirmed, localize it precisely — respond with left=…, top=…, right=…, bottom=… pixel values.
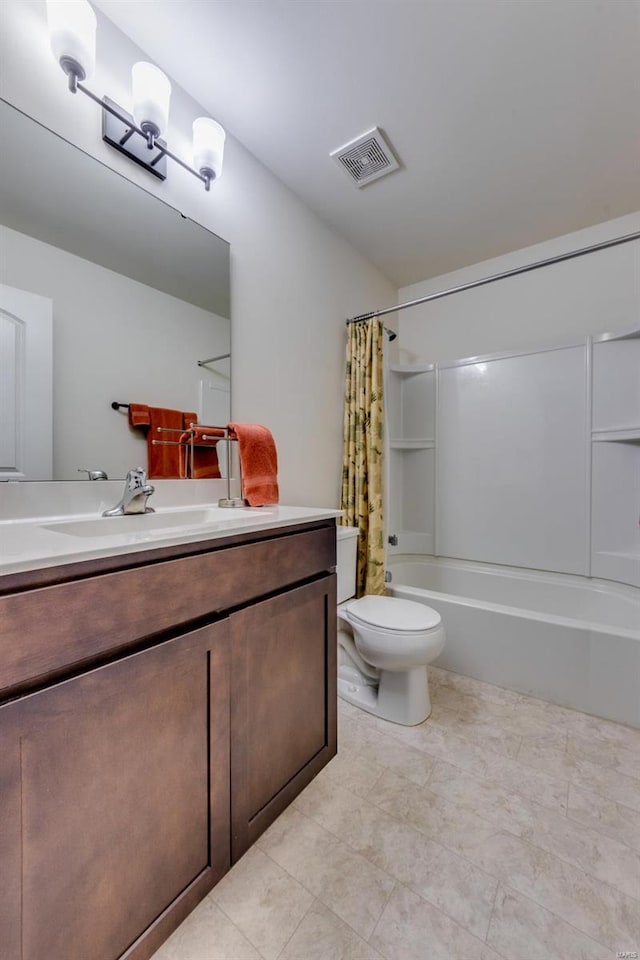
left=345, top=230, right=640, bottom=324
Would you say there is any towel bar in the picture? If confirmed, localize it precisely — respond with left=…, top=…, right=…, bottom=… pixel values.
left=155, top=424, right=243, bottom=501
left=111, top=407, right=243, bottom=500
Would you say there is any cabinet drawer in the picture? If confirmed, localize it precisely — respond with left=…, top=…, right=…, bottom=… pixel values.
left=0, top=525, right=335, bottom=696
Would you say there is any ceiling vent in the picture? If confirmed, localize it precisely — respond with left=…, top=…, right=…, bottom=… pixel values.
left=330, top=127, right=399, bottom=188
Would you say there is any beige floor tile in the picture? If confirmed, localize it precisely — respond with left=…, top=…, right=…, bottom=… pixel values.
left=515, top=693, right=581, bottom=728
left=566, top=731, right=640, bottom=780
left=156, top=675, right=640, bottom=960
left=512, top=692, right=640, bottom=752
left=338, top=698, right=363, bottom=720
left=431, top=682, right=518, bottom=722
left=295, top=774, right=497, bottom=940
left=518, top=737, right=640, bottom=812
left=561, top=712, right=640, bottom=752
left=457, top=829, right=640, bottom=951
left=318, top=745, right=385, bottom=798
left=480, top=753, right=570, bottom=813
left=279, top=900, right=384, bottom=960
left=369, top=767, right=499, bottom=855
left=369, top=714, right=570, bottom=812
left=499, top=710, right=567, bottom=743
left=339, top=713, right=436, bottom=785
left=256, top=806, right=394, bottom=940
left=426, top=760, right=640, bottom=898
left=370, top=883, right=504, bottom=960
left=358, top=709, right=500, bottom=774
left=486, top=885, right=614, bottom=959
left=210, top=846, right=313, bottom=960
left=568, top=783, right=640, bottom=852
left=428, top=704, right=523, bottom=759
left=428, top=759, right=554, bottom=835
left=151, top=897, right=262, bottom=960
left=517, top=805, right=640, bottom=901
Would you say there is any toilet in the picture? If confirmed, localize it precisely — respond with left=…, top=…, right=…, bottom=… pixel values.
left=336, top=526, right=445, bottom=725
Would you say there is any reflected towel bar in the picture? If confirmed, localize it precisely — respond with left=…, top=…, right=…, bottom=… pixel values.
left=197, top=352, right=230, bottom=368
left=110, top=406, right=243, bottom=502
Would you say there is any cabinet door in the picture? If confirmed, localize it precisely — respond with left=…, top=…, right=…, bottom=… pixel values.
left=230, top=575, right=337, bottom=860
left=0, top=621, right=230, bottom=960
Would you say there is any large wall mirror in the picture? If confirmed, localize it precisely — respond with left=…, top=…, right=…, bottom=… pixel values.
left=0, top=99, right=231, bottom=481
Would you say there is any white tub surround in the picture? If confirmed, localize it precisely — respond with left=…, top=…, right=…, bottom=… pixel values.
left=387, top=326, right=640, bottom=590
left=388, top=556, right=640, bottom=728
left=0, top=481, right=340, bottom=577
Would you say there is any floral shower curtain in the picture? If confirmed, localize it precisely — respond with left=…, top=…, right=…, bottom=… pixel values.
left=340, top=317, right=385, bottom=597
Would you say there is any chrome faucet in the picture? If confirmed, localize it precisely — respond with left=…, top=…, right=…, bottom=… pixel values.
left=102, top=468, right=155, bottom=517
left=78, top=468, right=109, bottom=481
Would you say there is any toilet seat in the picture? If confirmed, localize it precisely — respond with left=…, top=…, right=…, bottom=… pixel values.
left=345, top=595, right=441, bottom=633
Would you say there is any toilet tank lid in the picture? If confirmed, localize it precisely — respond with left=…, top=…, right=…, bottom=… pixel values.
left=336, top=525, right=359, bottom=541
left=347, top=595, right=441, bottom=631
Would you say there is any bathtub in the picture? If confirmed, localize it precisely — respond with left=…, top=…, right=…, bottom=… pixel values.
left=387, top=556, right=640, bottom=728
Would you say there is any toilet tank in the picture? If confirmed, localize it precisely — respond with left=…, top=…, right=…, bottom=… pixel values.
left=336, top=525, right=359, bottom=603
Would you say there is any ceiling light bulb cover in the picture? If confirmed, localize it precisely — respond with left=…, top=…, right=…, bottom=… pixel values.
left=47, top=0, right=97, bottom=82
left=131, top=61, right=171, bottom=139
left=192, top=117, right=226, bottom=181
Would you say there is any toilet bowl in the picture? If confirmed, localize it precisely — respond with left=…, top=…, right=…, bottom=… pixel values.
left=336, top=526, right=446, bottom=725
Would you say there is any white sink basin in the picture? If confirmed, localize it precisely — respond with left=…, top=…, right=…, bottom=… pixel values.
left=43, top=507, right=247, bottom=538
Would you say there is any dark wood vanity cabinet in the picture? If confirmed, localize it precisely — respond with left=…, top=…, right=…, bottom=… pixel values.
left=0, top=520, right=337, bottom=960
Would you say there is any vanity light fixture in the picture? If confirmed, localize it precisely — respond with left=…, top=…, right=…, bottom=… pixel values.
left=46, top=0, right=225, bottom=191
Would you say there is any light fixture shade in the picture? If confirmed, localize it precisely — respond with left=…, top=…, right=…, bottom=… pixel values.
left=131, top=62, right=171, bottom=137
left=193, top=117, right=226, bottom=181
left=47, top=0, right=97, bottom=81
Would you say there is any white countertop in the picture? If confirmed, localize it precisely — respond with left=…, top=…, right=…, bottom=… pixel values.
left=0, top=503, right=342, bottom=578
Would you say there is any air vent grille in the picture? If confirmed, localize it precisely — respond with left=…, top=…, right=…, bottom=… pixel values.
left=330, top=127, right=399, bottom=188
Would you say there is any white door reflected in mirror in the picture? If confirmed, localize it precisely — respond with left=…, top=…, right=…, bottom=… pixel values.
left=0, top=284, right=53, bottom=480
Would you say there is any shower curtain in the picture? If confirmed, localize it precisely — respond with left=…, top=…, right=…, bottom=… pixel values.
left=340, top=317, right=385, bottom=597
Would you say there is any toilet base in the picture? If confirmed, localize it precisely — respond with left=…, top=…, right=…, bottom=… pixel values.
left=338, top=662, right=432, bottom=726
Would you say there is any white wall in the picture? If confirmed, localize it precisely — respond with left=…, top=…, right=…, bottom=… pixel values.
left=396, top=214, right=640, bottom=364
left=437, top=345, right=590, bottom=575
left=0, top=0, right=395, bottom=505
left=1, top=225, right=230, bottom=479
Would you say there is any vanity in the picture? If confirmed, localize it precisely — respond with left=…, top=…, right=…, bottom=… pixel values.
left=0, top=96, right=338, bottom=959
left=0, top=502, right=339, bottom=960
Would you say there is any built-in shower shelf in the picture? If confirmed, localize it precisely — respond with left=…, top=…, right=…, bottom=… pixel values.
left=388, top=364, right=434, bottom=376
left=592, top=427, right=640, bottom=443
left=390, top=438, right=435, bottom=449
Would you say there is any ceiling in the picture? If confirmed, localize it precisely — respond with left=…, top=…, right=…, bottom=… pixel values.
left=95, top=0, right=640, bottom=288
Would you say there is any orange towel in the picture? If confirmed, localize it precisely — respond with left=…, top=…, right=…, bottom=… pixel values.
left=129, top=406, right=198, bottom=479
left=128, top=403, right=150, bottom=428
left=179, top=425, right=223, bottom=479
left=228, top=422, right=279, bottom=506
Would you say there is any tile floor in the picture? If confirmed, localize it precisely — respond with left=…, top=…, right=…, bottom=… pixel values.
left=153, top=666, right=640, bottom=960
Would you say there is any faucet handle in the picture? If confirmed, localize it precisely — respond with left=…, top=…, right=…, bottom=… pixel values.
left=126, top=467, right=149, bottom=490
